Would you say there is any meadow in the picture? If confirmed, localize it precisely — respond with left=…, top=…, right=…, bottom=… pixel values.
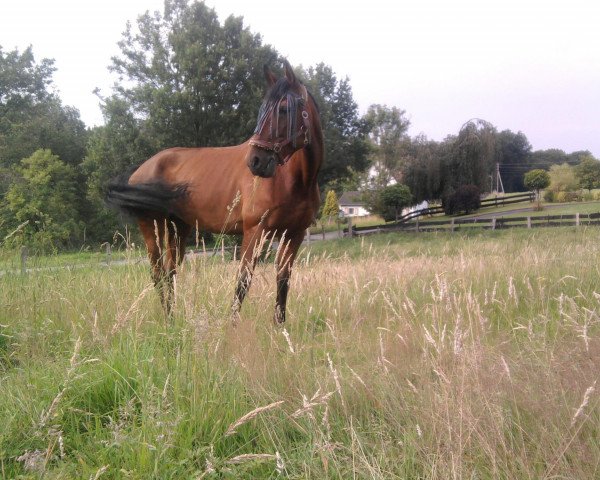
left=1, top=228, right=600, bottom=479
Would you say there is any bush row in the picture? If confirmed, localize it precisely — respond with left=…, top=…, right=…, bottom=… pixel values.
left=543, top=190, right=600, bottom=203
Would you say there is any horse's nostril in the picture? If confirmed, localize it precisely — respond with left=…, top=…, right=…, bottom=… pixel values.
left=252, top=156, right=261, bottom=169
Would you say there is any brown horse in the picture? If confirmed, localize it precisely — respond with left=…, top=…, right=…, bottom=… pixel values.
left=106, top=61, right=323, bottom=324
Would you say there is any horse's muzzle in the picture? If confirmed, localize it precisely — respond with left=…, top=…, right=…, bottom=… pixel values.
left=247, top=152, right=276, bottom=178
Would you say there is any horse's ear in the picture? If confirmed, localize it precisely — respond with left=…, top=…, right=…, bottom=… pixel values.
left=283, top=60, right=298, bottom=85
left=264, top=65, right=277, bottom=87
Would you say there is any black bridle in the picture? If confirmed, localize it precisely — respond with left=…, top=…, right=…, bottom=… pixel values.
left=249, top=84, right=311, bottom=165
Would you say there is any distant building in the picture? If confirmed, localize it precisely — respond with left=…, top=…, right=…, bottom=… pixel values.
left=402, top=200, right=429, bottom=216
left=339, top=191, right=370, bottom=217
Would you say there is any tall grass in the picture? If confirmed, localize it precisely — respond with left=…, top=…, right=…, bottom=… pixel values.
left=1, top=228, right=600, bottom=478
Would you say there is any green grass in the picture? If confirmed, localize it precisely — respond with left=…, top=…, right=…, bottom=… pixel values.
left=413, top=200, right=600, bottom=226
left=499, top=201, right=600, bottom=218
left=2, top=228, right=600, bottom=478
left=0, top=247, right=135, bottom=273
left=309, top=214, right=384, bottom=235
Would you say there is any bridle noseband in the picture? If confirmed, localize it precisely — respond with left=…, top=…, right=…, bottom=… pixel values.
left=249, top=84, right=311, bottom=166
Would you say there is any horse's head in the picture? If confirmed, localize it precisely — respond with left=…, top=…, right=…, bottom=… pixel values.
left=246, top=60, right=314, bottom=178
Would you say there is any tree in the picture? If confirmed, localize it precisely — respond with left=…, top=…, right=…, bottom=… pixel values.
left=299, top=63, right=370, bottom=190
left=401, top=134, right=445, bottom=203
left=548, top=163, right=578, bottom=193
left=109, top=0, right=279, bottom=151
left=1, top=149, right=82, bottom=251
left=365, top=183, right=412, bottom=222
left=528, top=149, right=570, bottom=170
left=321, top=190, right=340, bottom=222
left=496, top=130, right=532, bottom=192
left=0, top=46, right=88, bottom=186
left=82, top=96, right=156, bottom=242
left=364, top=104, right=410, bottom=187
left=523, top=169, right=550, bottom=209
left=445, top=119, right=497, bottom=195
left=380, top=184, right=412, bottom=221
left=575, top=155, right=600, bottom=191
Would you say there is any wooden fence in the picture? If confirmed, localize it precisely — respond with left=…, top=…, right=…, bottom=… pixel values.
left=393, top=192, right=535, bottom=225
left=347, top=212, right=600, bottom=236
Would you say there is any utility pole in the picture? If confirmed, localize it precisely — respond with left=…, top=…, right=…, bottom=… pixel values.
left=495, top=163, right=505, bottom=194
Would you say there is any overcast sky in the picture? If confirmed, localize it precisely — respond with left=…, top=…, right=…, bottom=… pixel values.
left=2, top=0, right=599, bottom=157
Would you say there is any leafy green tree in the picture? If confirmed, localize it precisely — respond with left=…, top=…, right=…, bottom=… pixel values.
left=0, top=45, right=89, bottom=229
left=528, top=149, right=570, bottom=170
left=365, top=183, right=412, bottom=222
left=82, top=96, right=157, bottom=241
left=575, top=155, right=600, bottom=191
left=445, top=119, right=497, bottom=195
left=321, top=190, right=340, bottom=221
left=401, top=134, right=446, bottom=203
left=1, top=149, right=82, bottom=251
left=364, top=104, right=410, bottom=188
left=548, top=163, right=578, bottom=193
left=109, top=0, right=278, bottom=151
left=299, top=63, right=370, bottom=190
left=524, top=169, right=550, bottom=209
left=380, top=183, right=412, bottom=221
left=0, top=46, right=88, bottom=170
left=496, top=130, right=532, bottom=192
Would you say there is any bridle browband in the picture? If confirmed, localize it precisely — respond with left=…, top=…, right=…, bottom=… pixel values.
left=249, top=84, right=311, bottom=166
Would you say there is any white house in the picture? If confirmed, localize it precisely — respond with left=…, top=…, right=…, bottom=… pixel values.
left=339, top=191, right=370, bottom=217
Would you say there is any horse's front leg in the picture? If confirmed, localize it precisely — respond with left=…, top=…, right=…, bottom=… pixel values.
left=274, top=231, right=305, bottom=324
left=232, top=226, right=267, bottom=321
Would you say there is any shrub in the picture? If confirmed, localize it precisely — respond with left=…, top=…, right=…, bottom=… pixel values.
left=544, top=190, right=555, bottom=202
left=555, top=191, right=582, bottom=203
left=443, top=185, right=481, bottom=215
left=582, top=191, right=594, bottom=202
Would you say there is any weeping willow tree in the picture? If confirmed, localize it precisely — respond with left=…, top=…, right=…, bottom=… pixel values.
left=444, top=118, right=497, bottom=196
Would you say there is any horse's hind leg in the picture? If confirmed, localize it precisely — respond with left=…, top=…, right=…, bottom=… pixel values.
left=139, top=218, right=169, bottom=310
left=164, top=218, right=191, bottom=310
left=274, top=231, right=304, bottom=324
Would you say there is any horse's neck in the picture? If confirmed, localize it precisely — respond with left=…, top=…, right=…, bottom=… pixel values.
left=301, top=123, right=324, bottom=188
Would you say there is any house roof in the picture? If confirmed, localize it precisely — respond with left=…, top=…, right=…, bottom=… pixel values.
left=339, top=191, right=364, bottom=206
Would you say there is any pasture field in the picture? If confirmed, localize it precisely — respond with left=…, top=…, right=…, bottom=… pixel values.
left=1, top=228, right=600, bottom=478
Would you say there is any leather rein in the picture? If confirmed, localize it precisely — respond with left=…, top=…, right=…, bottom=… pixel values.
left=248, top=84, right=311, bottom=166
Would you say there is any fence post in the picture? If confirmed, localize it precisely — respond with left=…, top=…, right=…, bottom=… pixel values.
left=576, top=212, right=580, bottom=227
left=450, top=218, right=455, bottom=233
left=491, top=218, right=496, bottom=230
left=527, top=216, right=531, bottom=229
left=20, top=246, right=28, bottom=274
left=306, top=228, right=311, bottom=245
left=105, top=243, right=111, bottom=265
left=416, top=217, right=420, bottom=232
left=348, top=216, right=354, bottom=237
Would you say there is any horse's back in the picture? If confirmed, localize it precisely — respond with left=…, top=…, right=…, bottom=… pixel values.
left=128, top=144, right=250, bottom=232
left=129, top=145, right=246, bottom=185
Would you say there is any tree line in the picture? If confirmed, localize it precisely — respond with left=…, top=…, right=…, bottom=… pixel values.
left=0, top=0, right=597, bottom=251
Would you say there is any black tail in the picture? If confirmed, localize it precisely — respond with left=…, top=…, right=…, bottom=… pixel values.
left=105, top=174, right=188, bottom=219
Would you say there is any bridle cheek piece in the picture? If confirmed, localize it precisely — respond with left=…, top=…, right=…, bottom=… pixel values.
left=249, top=87, right=311, bottom=166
